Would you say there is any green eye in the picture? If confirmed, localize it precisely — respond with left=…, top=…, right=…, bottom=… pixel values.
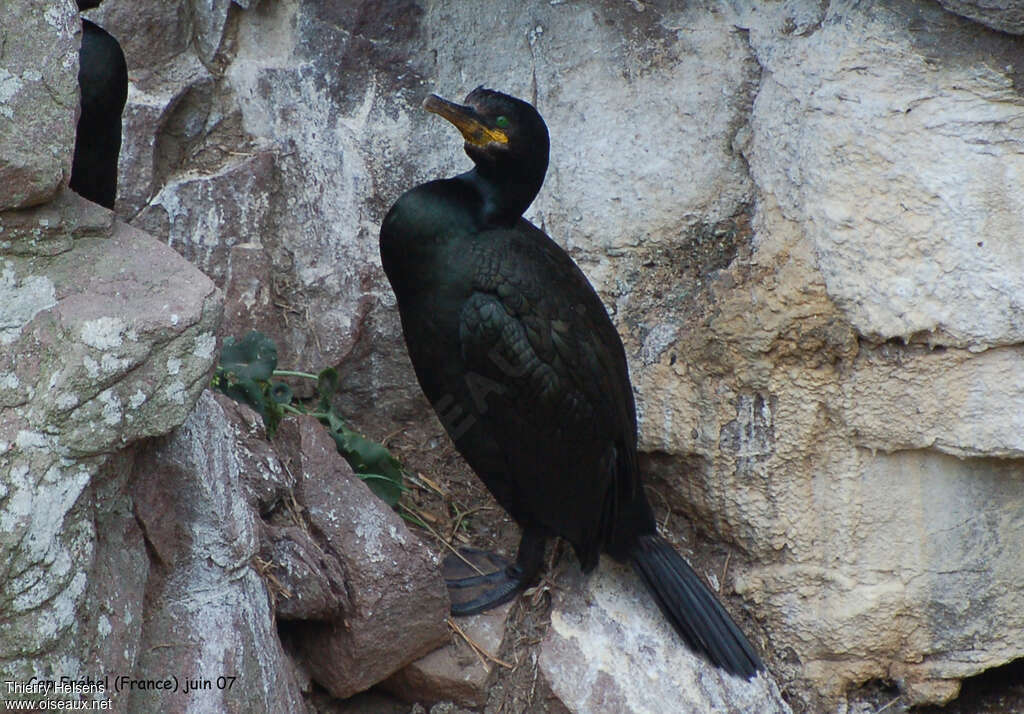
left=495, top=115, right=510, bottom=128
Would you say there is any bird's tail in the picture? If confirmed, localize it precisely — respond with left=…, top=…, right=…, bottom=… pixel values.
left=629, top=532, right=763, bottom=678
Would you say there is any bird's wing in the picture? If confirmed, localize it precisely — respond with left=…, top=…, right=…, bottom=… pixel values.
left=455, top=221, right=639, bottom=556
left=460, top=222, right=633, bottom=439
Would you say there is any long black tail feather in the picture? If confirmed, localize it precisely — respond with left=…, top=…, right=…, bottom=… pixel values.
left=629, top=533, right=763, bottom=679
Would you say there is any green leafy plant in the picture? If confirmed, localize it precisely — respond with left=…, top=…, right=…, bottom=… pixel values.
left=212, top=331, right=405, bottom=506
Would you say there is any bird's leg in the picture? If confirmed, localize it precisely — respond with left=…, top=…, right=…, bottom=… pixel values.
left=444, top=529, right=546, bottom=616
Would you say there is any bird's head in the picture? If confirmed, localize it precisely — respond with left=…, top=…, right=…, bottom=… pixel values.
left=423, top=86, right=549, bottom=178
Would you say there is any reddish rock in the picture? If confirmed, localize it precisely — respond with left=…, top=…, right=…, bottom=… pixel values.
left=259, top=523, right=350, bottom=621
left=383, top=602, right=515, bottom=708
left=0, top=0, right=79, bottom=211
left=0, top=189, right=113, bottom=256
left=130, top=392, right=305, bottom=713
left=275, top=415, right=450, bottom=699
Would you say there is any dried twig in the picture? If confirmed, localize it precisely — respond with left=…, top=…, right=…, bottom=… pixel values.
left=399, top=503, right=486, bottom=575
left=447, top=618, right=514, bottom=670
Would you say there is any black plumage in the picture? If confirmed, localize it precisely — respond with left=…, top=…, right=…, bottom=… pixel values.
left=70, top=15, right=127, bottom=209
left=379, top=87, right=763, bottom=678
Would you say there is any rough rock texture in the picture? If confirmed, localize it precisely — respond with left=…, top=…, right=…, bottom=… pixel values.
left=190, top=395, right=450, bottom=704
left=3, top=4, right=451, bottom=712
left=935, top=0, right=1024, bottom=34
left=0, top=0, right=80, bottom=210
left=0, top=188, right=114, bottom=257
left=275, top=415, right=450, bottom=700
left=540, top=559, right=790, bottom=714
left=49, top=0, right=1024, bottom=709
left=130, top=391, right=305, bottom=713
left=383, top=602, right=515, bottom=708
left=0, top=196, right=221, bottom=706
left=744, top=3, right=1024, bottom=349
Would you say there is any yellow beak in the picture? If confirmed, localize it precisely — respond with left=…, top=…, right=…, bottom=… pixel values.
left=423, top=94, right=509, bottom=147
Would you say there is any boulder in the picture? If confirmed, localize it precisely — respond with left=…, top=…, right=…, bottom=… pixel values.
left=0, top=203, right=221, bottom=707
left=129, top=391, right=306, bottom=713
left=275, top=415, right=450, bottom=700
left=540, top=559, right=791, bottom=714
left=0, top=0, right=79, bottom=210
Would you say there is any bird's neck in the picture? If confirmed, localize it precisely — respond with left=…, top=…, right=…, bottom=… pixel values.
left=459, top=160, right=545, bottom=227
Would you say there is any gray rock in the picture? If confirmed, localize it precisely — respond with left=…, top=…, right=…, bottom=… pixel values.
left=135, top=151, right=279, bottom=286
left=0, top=0, right=79, bottom=210
left=935, top=0, right=1024, bottom=34
left=130, top=391, right=306, bottom=713
left=0, top=200, right=221, bottom=705
left=540, top=558, right=790, bottom=714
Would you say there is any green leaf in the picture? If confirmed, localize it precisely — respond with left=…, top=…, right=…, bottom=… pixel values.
left=269, top=381, right=293, bottom=405
left=317, top=367, right=339, bottom=400
left=220, top=379, right=268, bottom=416
left=357, top=473, right=406, bottom=506
left=322, top=410, right=346, bottom=435
left=220, top=331, right=278, bottom=382
left=213, top=330, right=407, bottom=508
left=326, top=425, right=406, bottom=506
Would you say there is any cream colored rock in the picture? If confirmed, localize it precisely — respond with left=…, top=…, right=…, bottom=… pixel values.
left=540, top=559, right=790, bottom=714
left=744, top=1, right=1024, bottom=349
left=632, top=3, right=1024, bottom=706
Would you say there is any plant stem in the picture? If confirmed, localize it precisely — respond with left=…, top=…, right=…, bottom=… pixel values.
left=273, top=369, right=320, bottom=381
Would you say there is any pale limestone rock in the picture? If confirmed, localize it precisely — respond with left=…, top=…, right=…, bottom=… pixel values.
left=540, top=558, right=790, bottom=714
left=743, top=1, right=1024, bottom=349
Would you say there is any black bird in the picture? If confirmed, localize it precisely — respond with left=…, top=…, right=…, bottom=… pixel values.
left=70, top=1, right=128, bottom=209
left=379, top=87, right=764, bottom=678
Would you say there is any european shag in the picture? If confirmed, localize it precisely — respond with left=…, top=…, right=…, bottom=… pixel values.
left=70, top=3, right=127, bottom=210
left=379, top=87, right=764, bottom=678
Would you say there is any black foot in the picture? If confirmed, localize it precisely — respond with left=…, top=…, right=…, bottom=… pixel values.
left=443, top=548, right=526, bottom=616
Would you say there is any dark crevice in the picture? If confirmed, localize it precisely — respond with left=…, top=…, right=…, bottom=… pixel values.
left=914, top=658, right=1024, bottom=714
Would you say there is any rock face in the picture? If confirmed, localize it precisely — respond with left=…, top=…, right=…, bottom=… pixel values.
left=270, top=414, right=450, bottom=700
left=0, top=192, right=222, bottom=710
left=5, top=0, right=1021, bottom=711
left=936, top=0, right=1024, bottom=34
left=126, top=391, right=449, bottom=711
left=540, top=559, right=791, bottom=714
left=2, top=4, right=445, bottom=710
left=130, top=392, right=303, bottom=713
left=0, top=1, right=80, bottom=210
